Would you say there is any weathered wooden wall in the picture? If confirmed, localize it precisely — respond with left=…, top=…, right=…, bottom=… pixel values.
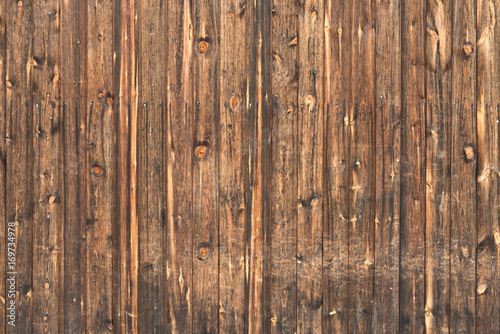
left=0, top=0, right=499, bottom=332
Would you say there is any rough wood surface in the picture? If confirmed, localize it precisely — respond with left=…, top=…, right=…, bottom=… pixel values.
left=192, top=0, right=220, bottom=331
left=245, top=0, right=271, bottom=332
left=86, top=0, right=114, bottom=331
left=323, top=0, right=350, bottom=330
left=5, top=0, right=33, bottom=332
left=139, top=0, right=167, bottom=332
left=166, top=0, right=194, bottom=332
left=113, top=0, right=140, bottom=331
left=476, top=0, right=500, bottom=330
left=348, top=0, right=375, bottom=330
left=218, top=0, right=247, bottom=331
left=373, top=0, right=401, bottom=330
left=425, top=0, right=452, bottom=331
left=2, top=1, right=499, bottom=332
left=400, top=0, right=426, bottom=330
left=60, top=0, right=87, bottom=331
left=450, top=0, right=477, bottom=331
left=270, top=0, right=298, bottom=331
left=296, top=0, right=324, bottom=331
left=32, top=1, right=60, bottom=331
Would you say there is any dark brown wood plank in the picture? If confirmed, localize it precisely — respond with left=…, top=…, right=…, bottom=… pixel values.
left=425, top=0, right=452, bottom=331
left=86, top=0, right=113, bottom=331
left=296, top=0, right=324, bottom=331
left=373, top=0, right=401, bottom=330
left=113, top=0, right=140, bottom=331
left=32, top=1, right=60, bottom=332
left=476, top=0, right=500, bottom=330
left=218, top=0, right=246, bottom=330
left=60, top=0, right=87, bottom=330
left=245, top=0, right=271, bottom=332
left=0, top=0, right=6, bottom=329
left=166, top=0, right=193, bottom=332
left=5, top=0, right=33, bottom=331
left=348, top=0, right=375, bottom=330
left=139, top=0, right=167, bottom=332
left=450, top=0, right=477, bottom=331
left=270, top=0, right=298, bottom=331
left=400, top=0, right=426, bottom=330
left=192, top=0, right=219, bottom=331
left=324, top=0, right=349, bottom=330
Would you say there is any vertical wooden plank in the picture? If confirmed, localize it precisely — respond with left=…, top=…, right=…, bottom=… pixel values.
left=450, top=0, right=477, bottom=331
left=60, top=0, right=87, bottom=330
left=0, top=0, right=6, bottom=329
left=139, top=0, right=167, bottom=332
left=348, top=0, right=375, bottom=330
left=296, top=0, right=323, bottom=331
left=113, top=0, right=139, bottom=331
left=32, top=0, right=60, bottom=331
left=400, top=0, right=426, bottom=329
left=245, top=0, right=271, bottom=332
left=86, top=0, right=114, bottom=331
left=5, top=0, right=33, bottom=331
left=218, top=0, right=246, bottom=330
left=425, top=0, right=452, bottom=331
left=270, top=0, right=298, bottom=331
left=476, top=0, right=500, bottom=330
left=166, top=0, right=193, bottom=332
left=373, top=0, right=401, bottom=330
left=324, top=0, right=349, bottom=330
left=192, top=0, right=219, bottom=330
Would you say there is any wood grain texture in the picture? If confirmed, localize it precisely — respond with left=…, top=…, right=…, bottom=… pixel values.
left=166, top=0, right=193, bottom=332
left=270, top=0, right=298, bottom=331
left=5, top=0, right=33, bottom=332
left=348, top=0, right=375, bottom=330
left=0, top=0, right=6, bottom=329
left=113, top=0, right=140, bottom=331
left=192, top=0, right=220, bottom=331
left=476, top=0, right=500, bottom=330
left=245, top=0, right=271, bottom=332
left=218, top=0, right=247, bottom=331
left=297, top=0, right=324, bottom=331
left=2, top=1, right=500, bottom=332
left=139, top=0, right=167, bottom=332
left=60, top=0, right=87, bottom=331
left=86, top=0, right=114, bottom=331
left=400, top=0, right=426, bottom=330
left=323, top=0, right=349, bottom=331
left=425, top=0, right=452, bottom=331
left=32, top=1, right=60, bottom=331
left=450, top=0, right=477, bottom=331
left=373, top=0, right=401, bottom=330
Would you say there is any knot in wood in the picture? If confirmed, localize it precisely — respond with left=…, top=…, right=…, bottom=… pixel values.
left=197, top=243, right=210, bottom=260
left=91, top=164, right=104, bottom=177
left=461, top=247, right=470, bottom=258
left=305, top=95, right=314, bottom=105
left=231, top=96, right=238, bottom=109
left=195, top=145, right=207, bottom=159
left=463, top=144, right=475, bottom=161
left=477, top=282, right=488, bottom=295
left=199, top=41, right=209, bottom=53
left=462, top=42, right=473, bottom=56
